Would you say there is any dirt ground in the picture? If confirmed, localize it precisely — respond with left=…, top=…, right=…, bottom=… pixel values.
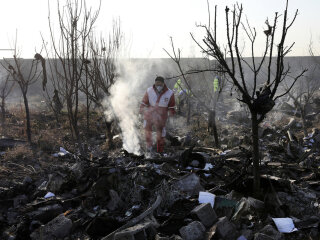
left=0, top=105, right=320, bottom=240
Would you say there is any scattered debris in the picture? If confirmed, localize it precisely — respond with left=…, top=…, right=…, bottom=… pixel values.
left=30, top=214, right=73, bottom=240
left=1, top=103, right=320, bottom=240
left=179, top=221, right=206, bottom=240
left=272, top=218, right=298, bottom=233
left=198, top=191, right=215, bottom=207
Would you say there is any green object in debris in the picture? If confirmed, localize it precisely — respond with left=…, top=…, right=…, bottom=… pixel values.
left=214, top=197, right=237, bottom=209
left=214, top=197, right=237, bottom=219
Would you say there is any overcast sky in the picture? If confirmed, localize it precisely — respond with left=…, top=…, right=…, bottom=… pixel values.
left=0, top=0, right=319, bottom=58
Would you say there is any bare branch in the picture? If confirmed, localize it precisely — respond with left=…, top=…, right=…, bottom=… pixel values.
left=274, top=69, right=307, bottom=101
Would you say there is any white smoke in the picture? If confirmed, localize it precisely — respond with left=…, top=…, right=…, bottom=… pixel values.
left=104, top=59, right=155, bottom=155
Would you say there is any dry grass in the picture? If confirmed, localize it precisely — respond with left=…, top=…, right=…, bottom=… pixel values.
left=4, top=145, right=34, bottom=161
left=36, top=132, right=59, bottom=153
left=0, top=145, right=38, bottom=185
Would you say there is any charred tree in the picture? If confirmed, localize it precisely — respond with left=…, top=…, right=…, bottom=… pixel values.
left=46, top=0, right=101, bottom=140
left=174, top=0, right=306, bottom=192
left=164, top=5, right=227, bottom=148
left=164, top=46, right=225, bottom=148
left=82, top=20, right=122, bottom=147
left=1, top=55, right=42, bottom=143
left=0, top=74, right=14, bottom=131
left=285, top=69, right=320, bottom=137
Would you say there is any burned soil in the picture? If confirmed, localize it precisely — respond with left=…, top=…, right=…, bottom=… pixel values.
left=1, top=101, right=320, bottom=240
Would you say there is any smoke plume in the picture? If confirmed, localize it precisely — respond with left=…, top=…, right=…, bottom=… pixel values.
left=104, top=59, right=157, bottom=155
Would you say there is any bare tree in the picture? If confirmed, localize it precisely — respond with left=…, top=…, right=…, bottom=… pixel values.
left=0, top=74, right=15, bottom=130
left=309, top=38, right=320, bottom=66
left=285, top=67, right=320, bottom=137
left=164, top=44, right=227, bottom=147
left=164, top=5, right=228, bottom=148
left=1, top=55, right=42, bottom=142
left=170, top=0, right=306, bottom=192
left=39, top=36, right=67, bottom=124
left=79, top=20, right=122, bottom=145
left=46, top=0, right=100, bottom=140
left=85, top=20, right=122, bottom=106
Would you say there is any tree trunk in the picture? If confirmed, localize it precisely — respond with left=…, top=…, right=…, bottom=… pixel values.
left=54, top=111, right=60, bottom=125
left=209, top=92, right=220, bottom=148
left=86, top=65, right=90, bottom=134
left=74, top=83, right=80, bottom=141
left=300, top=107, right=308, bottom=137
left=209, top=110, right=219, bottom=147
left=67, top=101, right=74, bottom=138
left=22, top=93, right=31, bottom=143
left=1, top=97, right=5, bottom=127
left=251, top=111, right=260, bottom=193
left=72, top=117, right=80, bottom=141
left=177, top=96, right=181, bottom=115
left=187, top=98, right=191, bottom=125
left=67, top=100, right=79, bottom=141
left=86, top=88, right=89, bottom=134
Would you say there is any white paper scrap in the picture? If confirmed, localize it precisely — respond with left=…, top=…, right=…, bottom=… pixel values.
left=52, top=147, right=70, bottom=157
left=237, top=236, right=247, bottom=240
left=59, top=147, right=70, bottom=156
left=204, top=163, right=213, bottom=170
left=198, top=191, right=215, bottom=208
left=272, top=218, right=298, bottom=233
left=44, top=192, right=55, bottom=198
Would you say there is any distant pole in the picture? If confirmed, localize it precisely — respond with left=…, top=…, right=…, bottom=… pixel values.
left=15, top=29, right=17, bottom=56
left=0, top=49, right=15, bottom=58
left=0, top=29, right=17, bottom=56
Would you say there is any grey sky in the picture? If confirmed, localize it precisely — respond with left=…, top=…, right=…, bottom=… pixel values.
left=0, top=0, right=319, bottom=58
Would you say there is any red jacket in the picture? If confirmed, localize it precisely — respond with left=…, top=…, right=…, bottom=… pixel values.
left=140, top=84, right=175, bottom=123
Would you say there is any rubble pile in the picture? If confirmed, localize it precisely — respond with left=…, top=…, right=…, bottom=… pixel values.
left=0, top=111, right=320, bottom=240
